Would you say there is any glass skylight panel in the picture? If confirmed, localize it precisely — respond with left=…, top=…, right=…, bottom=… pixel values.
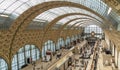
left=58, top=18, right=69, bottom=24
left=59, top=7, right=70, bottom=14
left=48, top=7, right=101, bottom=21
left=91, top=0, right=99, bottom=9
left=72, top=7, right=80, bottom=12
left=0, top=0, right=106, bottom=18
left=66, top=16, right=76, bottom=19
left=45, top=0, right=66, bottom=1
left=19, top=0, right=29, bottom=2
left=34, top=11, right=58, bottom=22
left=0, top=0, right=16, bottom=10
left=20, top=3, right=31, bottom=9
left=0, top=0, right=108, bottom=30
left=64, top=7, right=71, bottom=13
left=59, top=7, right=68, bottom=13
left=49, top=8, right=63, bottom=15
left=71, top=21, right=82, bottom=27
left=67, top=0, right=108, bottom=16
left=34, top=7, right=102, bottom=23
left=74, top=22, right=83, bottom=26
left=68, top=0, right=80, bottom=4
left=83, top=0, right=89, bottom=7
left=78, top=19, right=92, bottom=24
left=0, top=9, right=4, bottom=13
left=57, top=15, right=90, bottom=25
left=0, top=0, right=4, bottom=3
left=49, top=7, right=66, bottom=15
left=65, top=7, right=75, bottom=13
left=68, top=19, right=85, bottom=25
left=81, top=23, right=93, bottom=27
left=67, top=15, right=89, bottom=20
left=28, top=0, right=41, bottom=5
left=0, top=0, right=43, bottom=18
left=73, top=8, right=102, bottom=21
left=80, top=21, right=94, bottom=27
left=84, top=24, right=103, bottom=33
left=48, top=11, right=58, bottom=16
left=14, top=4, right=29, bottom=15
left=4, top=1, right=23, bottom=14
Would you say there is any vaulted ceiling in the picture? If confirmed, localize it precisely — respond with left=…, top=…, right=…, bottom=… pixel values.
left=0, top=0, right=119, bottom=30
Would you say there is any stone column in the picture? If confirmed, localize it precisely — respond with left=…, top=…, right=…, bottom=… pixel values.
left=8, top=60, right=12, bottom=70
left=112, top=44, right=115, bottom=56
left=115, top=48, right=118, bottom=67
left=118, top=52, right=120, bottom=70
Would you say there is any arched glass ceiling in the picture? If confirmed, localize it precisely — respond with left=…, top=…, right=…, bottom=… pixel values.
left=33, top=7, right=102, bottom=22
left=75, top=22, right=83, bottom=27
left=79, top=21, right=100, bottom=27
left=66, top=0, right=108, bottom=16
left=84, top=25, right=103, bottom=34
left=73, top=20, right=100, bottom=28
left=0, top=0, right=44, bottom=17
left=68, top=19, right=94, bottom=26
left=108, top=10, right=120, bottom=26
left=0, top=0, right=108, bottom=30
left=28, top=15, right=91, bottom=30
left=52, top=16, right=94, bottom=29
left=57, top=15, right=93, bottom=25
left=0, top=0, right=108, bottom=17
left=64, top=19, right=91, bottom=29
left=27, top=7, right=103, bottom=29
left=58, top=18, right=91, bottom=29
left=64, top=19, right=101, bottom=29
left=44, top=0, right=108, bottom=16
left=74, top=21, right=98, bottom=27
left=28, top=14, right=101, bottom=30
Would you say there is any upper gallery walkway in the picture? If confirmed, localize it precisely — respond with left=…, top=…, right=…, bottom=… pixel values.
left=22, top=40, right=87, bottom=70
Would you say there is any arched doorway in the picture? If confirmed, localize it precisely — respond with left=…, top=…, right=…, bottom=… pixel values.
left=65, top=36, right=71, bottom=47
left=12, top=45, right=40, bottom=70
left=56, top=38, right=65, bottom=50
left=42, top=40, right=55, bottom=58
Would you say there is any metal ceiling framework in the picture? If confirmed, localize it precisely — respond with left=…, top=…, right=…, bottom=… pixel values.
left=40, top=15, right=102, bottom=46
left=41, top=18, right=99, bottom=50
left=59, top=17, right=101, bottom=30
left=33, top=7, right=102, bottom=22
left=44, top=13, right=103, bottom=32
left=0, top=0, right=107, bottom=25
left=60, top=20, right=101, bottom=41
left=8, top=1, right=110, bottom=58
left=9, top=1, right=107, bottom=32
left=68, top=19, right=100, bottom=29
left=62, top=18, right=97, bottom=30
left=40, top=12, right=104, bottom=47
left=60, top=20, right=100, bottom=36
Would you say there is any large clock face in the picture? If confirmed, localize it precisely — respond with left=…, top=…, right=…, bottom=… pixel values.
left=91, top=31, right=95, bottom=37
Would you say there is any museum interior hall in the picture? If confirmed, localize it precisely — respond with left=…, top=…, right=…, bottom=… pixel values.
left=0, top=0, right=120, bottom=70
